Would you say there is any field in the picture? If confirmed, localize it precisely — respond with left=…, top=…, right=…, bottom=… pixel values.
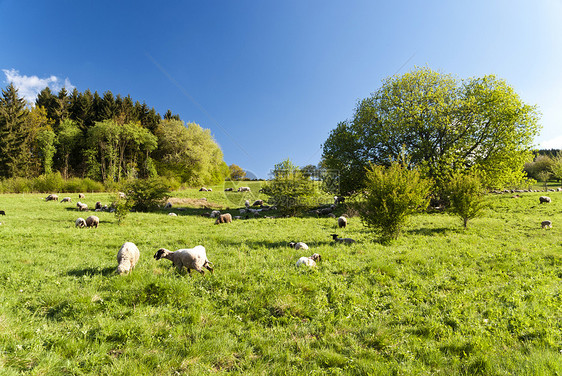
left=0, top=182, right=561, bottom=375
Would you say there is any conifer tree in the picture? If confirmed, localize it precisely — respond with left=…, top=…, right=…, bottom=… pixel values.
left=0, top=83, right=30, bottom=177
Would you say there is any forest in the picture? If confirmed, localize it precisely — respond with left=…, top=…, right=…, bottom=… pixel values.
left=0, top=84, right=228, bottom=186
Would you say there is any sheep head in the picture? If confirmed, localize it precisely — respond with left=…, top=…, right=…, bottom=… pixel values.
left=330, top=234, right=339, bottom=240
left=310, top=253, right=321, bottom=262
left=154, top=248, right=173, bottom=260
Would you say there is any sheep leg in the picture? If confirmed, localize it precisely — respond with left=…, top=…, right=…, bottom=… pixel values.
left=204, top=262, right=214, bottom=273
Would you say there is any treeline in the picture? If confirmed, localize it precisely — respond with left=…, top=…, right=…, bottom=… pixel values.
left=0, top=83, right=228, bottom=186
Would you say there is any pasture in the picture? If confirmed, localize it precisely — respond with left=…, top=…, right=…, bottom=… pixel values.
left=0, top=183, right=561, bottom=375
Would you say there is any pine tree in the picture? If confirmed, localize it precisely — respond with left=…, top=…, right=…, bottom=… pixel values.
left=0, top=83, right=30, bottom=177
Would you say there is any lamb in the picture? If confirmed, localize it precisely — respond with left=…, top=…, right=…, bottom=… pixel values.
left=331, top=234, right=356, bottom=244
left=45, top=194, right=59, bottom=201
left=215, top=213, right=232, bottom=224
left=76, top=202, right=88, bottom=211
left=541, top=220, right=552, bottom=229
left=154, top=245, right=214, bottom=275
left=60, top=197, right=72, bottom=203
left=86, top=215, right=99, bottom=228
left=539, top=196, right=551, bottom=204
left=78, top=193, right=85, bottom=199
left=296, top=253, right=322, bottom=267
left=337, top=216, right=347, bottom=228
left=288, top=241, right=309, bottom=250
left=238, top=186, right=251, bottom=192
left=75, top=217, right=87, bottom=228
left=116, top=242, right=140, bottom=275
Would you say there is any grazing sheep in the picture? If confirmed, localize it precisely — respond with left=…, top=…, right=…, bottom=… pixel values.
left=60, top=197, right=72, bottom=203
left=331, top=234, right=356, bottom=244
left=224, top=188, right=233, bottom=192
left=288, top=242, right=309, bottom=250
left=245, top=200, right=250, bottom=208
left=252, top=200, right=264, bottom=206
left=154, top=245, right=214, bottom=275
left=78, top=193, right=85, bottom=199
left=0, top=210, right=5, bottom=216
left=238, top=186, right=251, bottom=192
left=45, top=194, right=59, bottom=201
left=86, top=215, right=99, bottom=228
left=95, top=201, right=102, bottom=210
left=116, top=242, right=140, bottom=275
left=215, top=213, right=233, bottom=224
left=541, top=220, right=552, bottom=229
left=168, top=212, right=178, bottom=217
left=334, top=196, right=345, bottom=205
left=539, top=196, right=551, bottom=204
left=75, top=217, right=87, bottom=228
left=296, top=253, right=322, bottom=267
left=199, top=187, right=208, bottom=192
left=76, top=202, right=88, bottom=211
left=337, top=216, right=347, bottom=228
left=210, top=210, right=221, bottom=218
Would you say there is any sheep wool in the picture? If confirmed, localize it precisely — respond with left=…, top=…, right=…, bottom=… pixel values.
left=116, top=242, right=140, bottom=275
left=296, top=253, right=322, bottom=267
left=86, top=215, right=99, bottom=228
left=75, top=218, right=87, bottom=228
left=154, top=245, right=214, bottom=275
left=215, top=213, right=232, bottom=224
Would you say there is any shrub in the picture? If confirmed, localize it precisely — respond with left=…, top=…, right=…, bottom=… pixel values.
left=31, top=173, right=64, bottom=193
left=445, top=172, right=488, bottom=228
left=360, top=161, right=432, bottom=243
left=114, top=195, right=134, bottom=225
left=124, top=177, right=171, bottom=212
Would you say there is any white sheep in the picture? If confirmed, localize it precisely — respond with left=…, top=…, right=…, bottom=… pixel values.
left=331, top=234, right=356, bottom=244
left=541, top=220, right=552, bottom=229
left=296, top=253, right=322, bottom=267
left=288, top=241, right=309, bottom=250
left=75, top=217, right=87, bottom=228
left=76, top=202, right=88, bottom=211
left=45, top=194, right=59, bottom=201
left=86, top=215, right=99, bottom=228
left=60, top=197, right=72, bottom=203
left=78, top=193, right=85, bottom=199
left=539, top=196, right=551, bottom=204
left=168, top=212, right=177, bottom=217
left=238, top=186, right=251, bottom=192
left=153, top=245, right=214, bottom=275
left=116, top=242, right=140, bottom=275
left=337, top=216, right=347, bottom=228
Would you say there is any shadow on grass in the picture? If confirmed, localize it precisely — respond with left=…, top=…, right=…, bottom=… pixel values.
left=67, top=266, right=115, bottom=277
left=406, top=227, right=454, bottom=236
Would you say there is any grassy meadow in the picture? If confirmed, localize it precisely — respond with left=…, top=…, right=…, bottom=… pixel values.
left=0, top=181, right=561, bottom=375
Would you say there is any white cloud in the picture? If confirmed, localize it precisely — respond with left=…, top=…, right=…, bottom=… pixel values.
left=538, top=134, right=562, bottom=150
left=2, top=69, right=75, bottom=105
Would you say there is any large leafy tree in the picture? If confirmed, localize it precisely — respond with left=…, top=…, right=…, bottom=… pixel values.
left=322, top=67, right=541, bottom=193
left=229, top=164, right=246, bottom=180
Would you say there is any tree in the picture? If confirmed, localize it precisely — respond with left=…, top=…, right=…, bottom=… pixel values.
left=301, top=164, right=319, bottom=180
left=36, top=128, right=57, bottom=174
left=261, top=158, right=319, bottom=216
left=57, top=119, right=82, bottom=179
left=445, top=172, right=488, bottom=228
left=550, top=151, right=562, bottom=183
left=360, top=160, right=432, bottom=243
left=124, top=177, right=171, bottom=212
left=0, top=83, right=30, bottom=178
left=322, top=67, right=541, bottom=193
left=229, top=164, right=246, bottom=180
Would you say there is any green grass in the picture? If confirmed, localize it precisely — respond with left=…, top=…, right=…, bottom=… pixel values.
left=0, top=185, right=561, bottom=375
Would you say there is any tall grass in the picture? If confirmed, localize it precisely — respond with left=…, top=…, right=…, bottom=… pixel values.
left=0, top=187, right=560, bottom=375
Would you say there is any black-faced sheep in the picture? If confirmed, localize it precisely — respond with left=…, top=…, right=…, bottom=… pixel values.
left=75, top=217, right=86, bottom=228
left=539, top=196, right=551, bottom=204
left=199, top=187, right=208, bottom=191
left=215, top=213, right=232, bottom=224
left=296, top=253, right=322, bottom=267
left=60, top=197, right=72, bottom=203
left=331, top=234, right=356, bottom=244
left=95, top=201, right=102, bottom=210
left=86, top=215, right=99, bottom=228
left=288, top=241, right=309, bottom=250
left=45, top=194, right=59, bottom=201
left=541, top=220, right=552, bottom=229
left=116, top=242, right=140, bottom=275
left=154, top=246, right=214, bottom=275
left=337, top=216, right=347, bottom=228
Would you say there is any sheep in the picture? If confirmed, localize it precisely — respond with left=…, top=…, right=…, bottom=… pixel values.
left=337, top=216, right=347, bottom=228
left=541, top=220, right=552, bottom=229
left=118, top=192, right=126, bottom=199
left=95, top=201, right=102, bottom=210
left=168, top=212, right=177, bottom=217
left=164, top=202, right=172, bottom=209
left=78, top=193, right=85, bottom=199
left=210, top=210, right=221, bottom=218
left=245, top=200, right=250, bottom=208
left=45, top=194, right=59, bottom=201
left=76, top=202, right=88, bottom=211
left=75, top=217, right=87, bottom=228
left=86, top=215, right=99, bottom=228
left=0, top=210, right=5, bottom=216
left=331, top=234, right=356, bottom=244
left=238, top=186, right=251, bottom=192
left=252, top=200, right=264, bottom=206
left=288, top=241, right=309, bottom=250
left=296, top=253, right=322, bottom=267
left=334, top=196, right=345, bottom=205
left=539, top=196, right=551, bottom=204
left=153, top=245, right=214, bottom=275
left=116, top=242, right=140, bottom=275
left=224, top=188, right=234, bottom=192
left=215, top=213, right=232, bottom=224
left=60, top=197, right=72, bottom=203
left=199, top=187, right=208, bottom=192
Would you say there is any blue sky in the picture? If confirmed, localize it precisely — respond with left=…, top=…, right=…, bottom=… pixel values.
left=1, top=0, right=561, bottom=178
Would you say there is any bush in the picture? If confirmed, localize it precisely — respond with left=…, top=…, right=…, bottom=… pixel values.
left=124, top=177, right=171, bottom=212
left=360, top=161, right=432, bottom=243
left=32, top=173, right=65, bottom=193
left=445, top=172, right=488, bottom=228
